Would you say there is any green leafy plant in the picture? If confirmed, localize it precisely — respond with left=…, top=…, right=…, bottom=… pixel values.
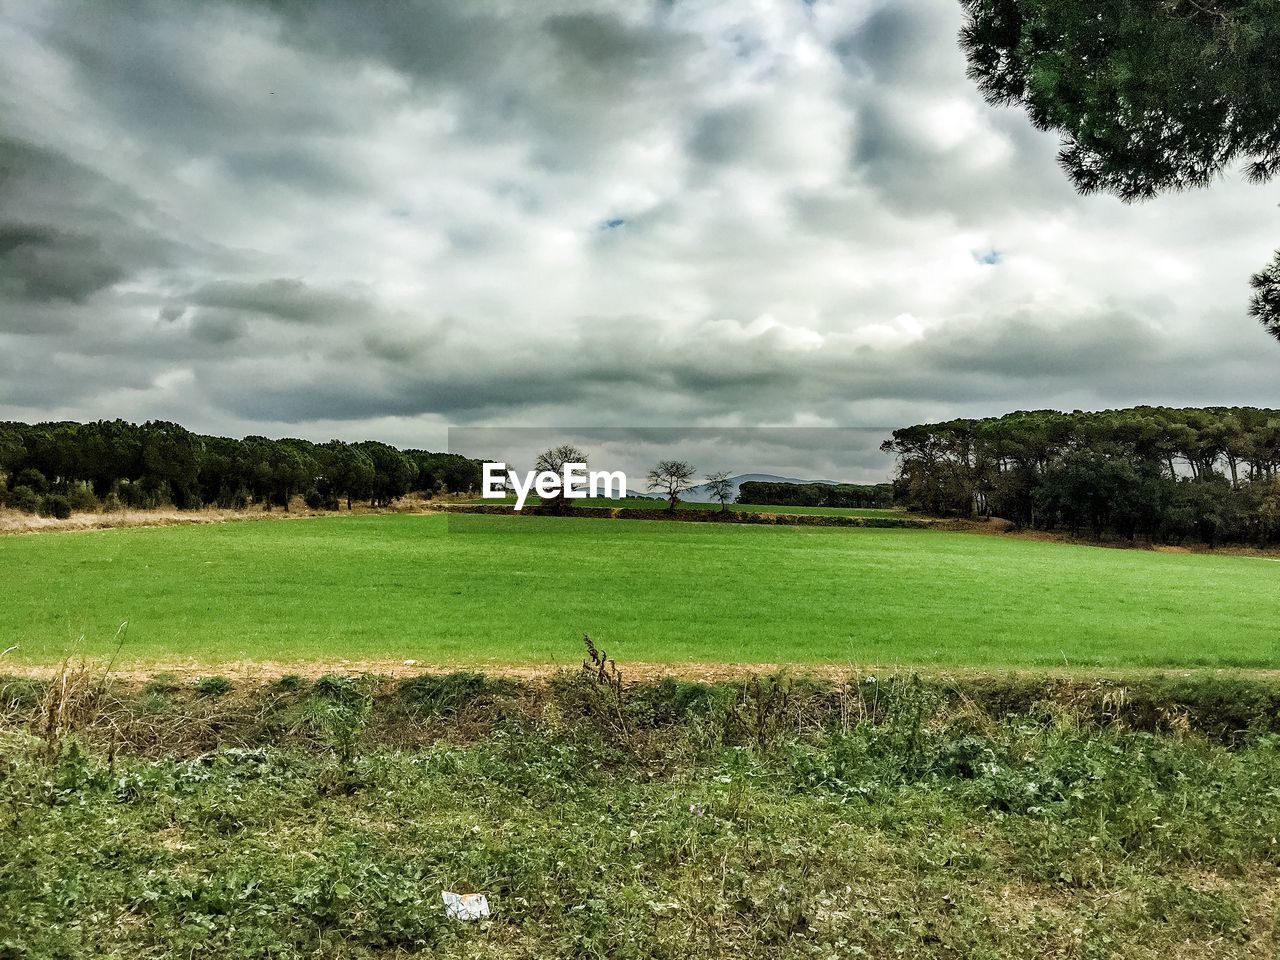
left=194, top=675, right=234, bottom=697
left=307, top=675, right=375, bottom=779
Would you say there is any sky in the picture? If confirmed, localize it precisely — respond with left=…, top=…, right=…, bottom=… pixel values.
left=0, top=0, right=1276, bottom=480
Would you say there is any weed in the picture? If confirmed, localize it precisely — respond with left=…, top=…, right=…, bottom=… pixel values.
left=579, top=634, right=630, bottom=741
left=305, top=675, right=375, bottom=784
left=194, top=675, right=234, bottom=697
left=312, top=673, right=370, bottom=703
left=721, top=672, right=796, bottom=751
left=38, top=658, right=105, bottom=762
left=144, top=672, right=182, bottom=695
left=0, top=676, right=45, bottom=713
left=397, top=671, right=503, bottom=717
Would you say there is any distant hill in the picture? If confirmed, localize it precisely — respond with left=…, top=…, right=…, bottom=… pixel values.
left=609, top=489, right=661, bottom=501
left=682, top=473, right=839, bottom=503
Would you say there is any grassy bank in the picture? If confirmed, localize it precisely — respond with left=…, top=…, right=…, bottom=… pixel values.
left=1, top=670, right=1278, bottom=958
left=2, top=513, right=1278, bottom=668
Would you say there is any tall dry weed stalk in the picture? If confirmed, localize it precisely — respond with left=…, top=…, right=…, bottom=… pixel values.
left=37, top=622, right=128, bottom=760
left=582, top=634, right=629, bottom=740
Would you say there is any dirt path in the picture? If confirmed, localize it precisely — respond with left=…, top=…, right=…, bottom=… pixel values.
left=5, top=657, right=1278, bottom=685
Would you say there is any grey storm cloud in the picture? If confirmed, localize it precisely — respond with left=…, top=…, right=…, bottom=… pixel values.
left=0, top=135, right=183, bottom=310
left=189, top=310, right=249, bottom=345
left=0, top=0, right=1275, bottom=479
left=0, top=223, right=126, bottom=302
left=184, top=279, right=374, bottom=325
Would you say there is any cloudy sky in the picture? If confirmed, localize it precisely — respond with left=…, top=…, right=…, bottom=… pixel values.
left=1, top=0, right=1276, bottom=476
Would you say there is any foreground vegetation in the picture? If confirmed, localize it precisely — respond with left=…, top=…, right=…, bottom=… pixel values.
left=1, top=669, right=1277, bottom=958
left=3, top=513, right=1278, bottom=668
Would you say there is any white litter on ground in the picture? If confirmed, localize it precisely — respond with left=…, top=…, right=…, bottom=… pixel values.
left=442, top=891, right=490, bottom=920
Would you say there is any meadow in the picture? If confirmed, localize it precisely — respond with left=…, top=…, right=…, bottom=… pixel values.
left=1, top=512, right=1277, bottom=668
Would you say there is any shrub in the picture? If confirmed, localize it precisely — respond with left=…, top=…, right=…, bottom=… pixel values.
left=13, top=468, right=47, bottom=493
left=303, top=487, right=326, bottom=510
left=313, top=674, right=373, bottom=703
left=396, top=671, right=509, bottom=717
left=65, top=485, right=100, bottom=513
left=308, top=675, right=375, bottom=771
left=212, top=484, right=253, bottom=509
left=6, top=485, right=40, bottom=513
left=100, top=492, right=124, bottom=513
left=194, top=675, right=233, bottom=697
left=627, top=676, right=719, bottom=725
left=113, top=478, right=172, bottom=510
left=37, top=494, right=72, bottom=519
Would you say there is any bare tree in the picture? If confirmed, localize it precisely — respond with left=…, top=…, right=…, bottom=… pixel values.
left=703, top=471, right=734, bottom=512
left=647, top=459, right=697, bottom=512
left=534, top=443, right=588, bottom=513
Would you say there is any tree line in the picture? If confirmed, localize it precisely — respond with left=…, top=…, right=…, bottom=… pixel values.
left=883, top=406, right=1280, bottom=546
left=0, top=419, right=481, bottom=517
left=9, top=411, right=1280, bottom=546
left=736, top=480, right=894, bottom=509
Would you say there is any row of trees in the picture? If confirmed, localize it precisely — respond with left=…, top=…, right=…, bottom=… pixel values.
left=0, top=419, right=482, bottom=514
left=736, top=480, right=894, bottom=509
left=882, top=406, right=1280, bottom=545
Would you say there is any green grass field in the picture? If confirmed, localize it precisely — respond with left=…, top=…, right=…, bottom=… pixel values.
left=2, top=513, right=1277, bottom=668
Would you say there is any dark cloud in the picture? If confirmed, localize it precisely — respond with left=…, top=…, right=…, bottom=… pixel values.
left=834, top=0, right=1076, bottom=221
left=544, top=12, right=676, bottom=72
left=185, top=279, right=372, bottom=325
left=834, top=5, right=923, bottom=82
left=0, top=224, right=126, bottom=302
left=190, top=310, right=248, bottom=345
left=0, top=135, right=183, bottom=307
left=689, top=104, right=774, bottom=166
left=30, top=3, right=361, bottom=148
